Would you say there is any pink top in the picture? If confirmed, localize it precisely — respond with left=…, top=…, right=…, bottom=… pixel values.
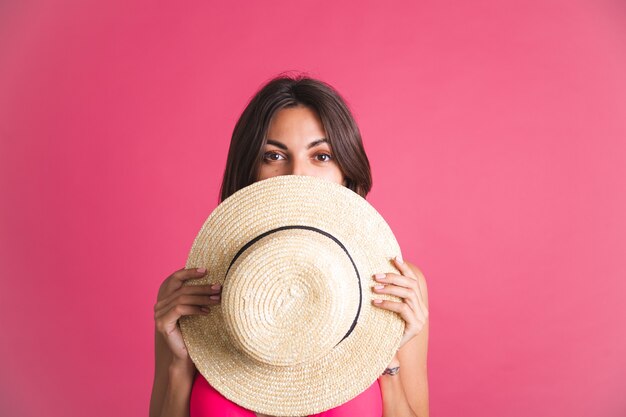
left=189, top=371, right=383, bottom=417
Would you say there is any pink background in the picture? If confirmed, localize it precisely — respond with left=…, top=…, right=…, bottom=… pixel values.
left=1, top=1, right=625, bottom=416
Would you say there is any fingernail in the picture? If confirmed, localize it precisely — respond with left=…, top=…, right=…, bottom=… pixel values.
left=373, top=299, right=383, bottom=304
left=395, top=255, right=404, bottom=264
left=197, top=267, right=206, bottom=273
left=211, top=284, right=221, bottom=290
left=209, top=295, right=220, bottom=300
left=374, top=273, right=386, bottom=279
left=201, top=307, right=210, bottom=313
left=374, top=285, right=385, bottom=290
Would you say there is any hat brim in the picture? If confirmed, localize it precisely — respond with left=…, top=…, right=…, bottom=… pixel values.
left=180, top=175, right=404, bottom=416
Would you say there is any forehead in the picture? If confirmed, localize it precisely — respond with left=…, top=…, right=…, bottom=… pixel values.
left=267, top=106, right=327, bottom=141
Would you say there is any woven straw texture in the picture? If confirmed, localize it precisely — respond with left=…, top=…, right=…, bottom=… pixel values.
left=180, top=175, right=404, bottom=416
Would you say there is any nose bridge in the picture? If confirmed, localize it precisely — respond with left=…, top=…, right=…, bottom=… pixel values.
left=290, top=154, right=310, bottom=176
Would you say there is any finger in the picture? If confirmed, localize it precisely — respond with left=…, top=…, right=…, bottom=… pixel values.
left=155, top=304, right=210, bottom=332
left=371, top=299, right=416, bottom=326
left=372, top=298, right=428, bottom=342
left=403, top=283, right=429, bottom=322
left=155, top=301, right=219, bottom=320
left=169, top=267, right=209, bottom=291
left=373, top=284, right=420, bottom=313
left=372, top=283, right=414, bottom=300
left=399, top=266, right=427, bottom=313
left=373, top=273, right=417, bottom=290
left=172, top=267, right=208, bottom=281
left=155, top=298, right=219, bottom=320
left=155, top=292, right=222, bottom=318
left=391, top=255, right=418, bottom=280
left=413, top=281, right=427, bottom=316
left=156, top=283, right=221, bottom=308
left=155, top=293, right=219, bottom=313
left=372, top=284, right=424, bottom=315
left=160, top=267, right=209, bottom=298
left=393, top=258, right=429, bottom=308
left=157, top=282, right=221, bottom=308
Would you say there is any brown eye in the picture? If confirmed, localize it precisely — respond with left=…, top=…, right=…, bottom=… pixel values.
left=316, top=153, right=332, bottom=162
left=263, top=152, right=284, bottom=161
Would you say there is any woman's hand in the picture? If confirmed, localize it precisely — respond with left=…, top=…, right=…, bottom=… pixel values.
left=371, top=255, right=429, bottom=350
left=154, top=267, right=222, bottom=367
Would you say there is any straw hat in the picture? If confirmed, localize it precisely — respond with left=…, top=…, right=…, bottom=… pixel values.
left=179, top=175, right=404, bottom=416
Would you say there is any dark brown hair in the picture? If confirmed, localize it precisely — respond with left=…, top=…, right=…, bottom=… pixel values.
left=219, top=73, right=372, bottom=202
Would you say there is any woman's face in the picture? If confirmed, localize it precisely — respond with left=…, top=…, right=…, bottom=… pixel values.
left=256, top=105, right=346, bottom=185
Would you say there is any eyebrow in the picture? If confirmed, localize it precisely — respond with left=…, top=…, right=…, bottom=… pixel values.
left=266, top=138, right=329, bottom=150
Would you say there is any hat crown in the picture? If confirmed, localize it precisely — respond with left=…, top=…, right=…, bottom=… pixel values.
left=181, top=175, right=404, bottom=416
left=222, top=228, right=361, bottom=366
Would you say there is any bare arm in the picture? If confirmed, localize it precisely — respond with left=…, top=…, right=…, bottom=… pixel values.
left=149, top=329, right=175, bottom=417
left=374, top=259, right=430, bottom=417
left=157, top=360, right=196, bottom=417
left=398, top=263, right=429, bottom=416
left=150, top=267, right=221, bottom=417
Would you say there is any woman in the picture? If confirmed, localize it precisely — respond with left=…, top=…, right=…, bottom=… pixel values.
left=150, top=74, right=430, bottom=417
